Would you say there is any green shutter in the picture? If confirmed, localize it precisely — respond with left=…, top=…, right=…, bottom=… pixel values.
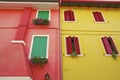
left=38, top=11, right=49, bottom=20
left=31, top=36, right=48, bottom=58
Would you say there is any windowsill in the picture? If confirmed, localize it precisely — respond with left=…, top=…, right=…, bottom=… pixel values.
left=64, top=20, right=77, bottom=22
left=104, top=53, right=120, bottom=56
left=65, top=54, right=84, bottom=57
left=93, top=20, right=108, bottom=23
left=11, top=40, right=25, bottom=45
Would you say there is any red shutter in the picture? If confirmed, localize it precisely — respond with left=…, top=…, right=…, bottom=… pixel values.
left=101, top=37, right=113, bottom=54
left=66, top=36, right=72, bottom=54
left=108, top=37, right=118, bottom=54
left=93, top=12, right=100, bottom=21
left=69, top=11, right=75, bottom=21
left=74, top=37, right=80, bottom=54
left=64, top=11, right=70, bottom=21
left=98, top=12, right=104, bottom=22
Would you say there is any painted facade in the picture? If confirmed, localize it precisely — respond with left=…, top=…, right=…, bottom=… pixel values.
left=60, top=0, right=120, bottom=80
left=0, top=1, right=60, bottom=80
left=0, top=0, right=120, bottom=80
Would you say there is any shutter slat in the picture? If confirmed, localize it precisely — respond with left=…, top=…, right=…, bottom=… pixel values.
left=74, top=37, right=80, bottom=54
left=101, top=37, right=113, bottom=54
left=66, top=36, right=72, bottom=54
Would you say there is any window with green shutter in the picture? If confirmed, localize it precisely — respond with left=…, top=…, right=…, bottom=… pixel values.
left=29, top=35, right=49, bottom=59
left=37, top=11, right=49, bottom=20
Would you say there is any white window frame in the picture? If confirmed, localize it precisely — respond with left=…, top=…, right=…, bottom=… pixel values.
left=0, top=77, right=32, bottom=80
left=36, top=10, right=50, bottom=20
left=64, top=36, right=83, bottom=56
left=29, top=35, right=49, bottom=59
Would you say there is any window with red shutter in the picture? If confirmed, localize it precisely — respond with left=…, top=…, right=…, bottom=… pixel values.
left=64, top=10, right=75, bottom=21
left=64, top=11, right=70, bottom=21
left=101, top=36, right=118, bottom=55
left=93, top=12, right=104, bottom=22
left=101, top=37, right=113, bottom=54
left=66, top=36, right=81, bottom=56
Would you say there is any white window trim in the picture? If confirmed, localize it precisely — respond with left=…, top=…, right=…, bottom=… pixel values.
left=92, top=11, right=107, bottom=23
left=36, top=10, right=50, bottom=20
left=63, top=10, right=76, bottom=22
left=11, top=40, right=25, bottom=45
left=0, top=76, right=32, bottom=80
left=105, top=53, right=120, bottom=56
left=29, top=35, right=49, bottom=59
left=64, top=36, right=83, bottom=56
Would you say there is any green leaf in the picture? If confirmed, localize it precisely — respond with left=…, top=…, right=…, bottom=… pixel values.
left=111, top=52, right=117, bottom=59
left=71, top=52, right=77, bottom=57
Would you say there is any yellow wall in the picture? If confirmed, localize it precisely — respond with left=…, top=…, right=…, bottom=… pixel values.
left=61, top=6, right=120, bottom=80
left=60, top=7, right=120, bottom=31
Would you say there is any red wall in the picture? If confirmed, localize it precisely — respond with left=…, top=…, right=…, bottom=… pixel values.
left=0, top=8, right=60, bottom=80
left=0, top=9, right=23, bottom=28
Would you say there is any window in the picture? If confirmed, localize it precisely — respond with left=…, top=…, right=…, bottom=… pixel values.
left=29, top=35, right=49, bottom=59
left=66, top=36, right=81, bottom=56
left=101, top=36, right=118, bottom=55
left=37, top=10, right=50, bottom=20
left=93, top=12, right=104, bottom=22
left=64, top=10, right=75, bottom=21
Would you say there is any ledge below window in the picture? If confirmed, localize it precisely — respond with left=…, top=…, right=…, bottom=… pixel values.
left=11, top=40, right=25, bottom=45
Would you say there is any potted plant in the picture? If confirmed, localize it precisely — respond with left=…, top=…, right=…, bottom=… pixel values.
left=31, top=56, right=38, bottom=64
left=111, top=52, right=117, bottom=59
left=70, top=52, right=77, bottom=57
left=32, top=18, right=49, bottom=25
left=39, top=57, right=48, bottom=68
left=31, top=56, right=48, bottom=68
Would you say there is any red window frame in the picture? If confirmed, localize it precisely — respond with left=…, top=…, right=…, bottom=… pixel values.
left=64, top=10, right=75, bottom=21
left=101, top=36, right=118, bottom=54
left=93, top=12, right=104, bottom=22
left=66, top=36, right=81, bottom=55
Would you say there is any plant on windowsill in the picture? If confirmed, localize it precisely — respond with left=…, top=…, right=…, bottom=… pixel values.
left=32, top=18, right=49, bottom=25
left=70, top=52, right=77, bottom=57
left=39, top=57, right=48, bottom=68
left=111, top=52, right=117, bottom=59
left=31, top=56, right=48, bottom=68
